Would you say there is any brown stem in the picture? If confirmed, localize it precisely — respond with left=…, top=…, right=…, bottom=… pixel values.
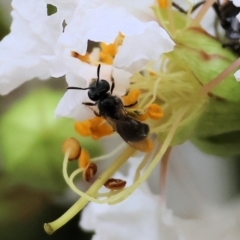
left=201, top=57, right=240, bottom=95
left=192, top=0, right=216, bottom=26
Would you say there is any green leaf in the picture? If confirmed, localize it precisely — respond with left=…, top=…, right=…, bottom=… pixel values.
left=192, top=98, right=240, bottom=137
left=191, top=130, right=240, bottom=157
left=172, top=28, right=240, bottom=102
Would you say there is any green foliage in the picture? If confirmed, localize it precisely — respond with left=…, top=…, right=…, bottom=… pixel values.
left=0, top=89, right=101, bottom=192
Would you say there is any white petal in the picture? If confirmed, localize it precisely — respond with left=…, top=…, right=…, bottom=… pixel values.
left=59, top=0, right=174, bottom=60
left=55, top=72, right=94, bottom=120
left=80, top=166, right=163, bottom=240
left=114, top=23, right=175, bottom=73
left=0, top=0, right=64, bottom=94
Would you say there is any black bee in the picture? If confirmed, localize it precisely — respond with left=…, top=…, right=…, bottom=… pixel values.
left=173, top=1, right=240, bottom=54
left=67, top=64, right=150, bottom=152
left=213, top=0, right=240, bottom=55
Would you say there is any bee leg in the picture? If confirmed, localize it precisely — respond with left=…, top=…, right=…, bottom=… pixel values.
left=124, top=100, right=138, bottom=108
left=110, top=76, right=115, bottom=94
left=93, top=110, right=101, bottom=117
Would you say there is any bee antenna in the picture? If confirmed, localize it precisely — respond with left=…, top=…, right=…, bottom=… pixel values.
left=96, top=64, right=101, bottom=85
left=67, top=86, right=91, bottom=90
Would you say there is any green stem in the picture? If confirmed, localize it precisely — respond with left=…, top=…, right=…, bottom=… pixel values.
left=44, top=146, right=135, bottom=235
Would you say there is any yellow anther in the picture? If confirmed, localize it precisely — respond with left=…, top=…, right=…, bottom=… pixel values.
left=71, top=51, right=90, bottom=63
left=157, top=0, right=167, bottom=8
left=122, top=89, right=141, bottom=106
left=78, top=148, right=90, bottom=169
left=147, top=104, right=164, bottom=120
left=75, top=120, right=91, bottom=137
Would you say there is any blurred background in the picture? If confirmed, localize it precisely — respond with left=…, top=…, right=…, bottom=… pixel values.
left=0, top=1, right=240, bottom=240
left=0, top=1, right=95, bottom=239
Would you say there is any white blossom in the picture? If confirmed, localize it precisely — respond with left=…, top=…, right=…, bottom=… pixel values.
left=0, top=0, right=174, bottom=105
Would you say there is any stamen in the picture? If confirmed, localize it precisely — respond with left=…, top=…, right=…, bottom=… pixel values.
left=104, top=106, right=190, bottom=205
left=122, top=89, right=141, bottom=106
left=74, top=120, right=91, bottom=137
left=44, top=146, right=135, bottom=234
left=92, top=142, right=126, bottom=162
left=62, top=138, right=81, bottom=160
left=167, top=0, right=175, bottom=34
left=160, top=147, right=172, bottom=206
left=104, top=178, right=127, bottom=190
left=147, top=103, right=164, bottom=120
left=83, top=162, right=98, bottom=182
left=75, top=116, right=114, bottom=139
left=78, top=148, right=90, bottom=168
left=157, top=0, right=167, bottom=8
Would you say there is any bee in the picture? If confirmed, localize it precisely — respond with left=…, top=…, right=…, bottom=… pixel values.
left=173, top=0, right=240, bottom=55
left=67, top=64, right=150, bottom=152
left=213, top=0, right=240, bottom=55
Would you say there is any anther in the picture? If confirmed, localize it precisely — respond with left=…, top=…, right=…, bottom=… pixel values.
left=78, top=149, right=91, bottom=168
left=104, top=178, right=126, bottom=190
left=62, top=138, right=81, bottom=160
left=147, top=103, right=164, bottom=120
left=122, top=89, right=141, bottom=106
left=157, top=0, right=167, bottom=8
left=83, top=162, right=98, bottom=182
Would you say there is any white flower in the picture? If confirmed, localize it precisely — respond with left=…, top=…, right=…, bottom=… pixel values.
left=80, top=142, right=236, bottom=240
left=0, top=0, right=174, bottom=107
left=0, top=0, right=64, bottom=95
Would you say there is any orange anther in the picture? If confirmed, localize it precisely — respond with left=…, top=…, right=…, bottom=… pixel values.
left=157, top=0, right=167, bottom=8
left=147, top=104, right=164, bottom=120
left=122, top=89, right=141, bottom=106
left=75, top=120, right=91, bottom=136
left=89, top=117, right=113, bottom=139
left=75, top=117, right=113, bottom=139
left=62, top=137, right=81, bottom=160
left=137, top=112, right=149, bottom=121
left=78, top=148, right=91, bottom=168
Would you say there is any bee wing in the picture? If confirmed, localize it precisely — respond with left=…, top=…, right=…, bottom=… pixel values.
left=105, top=116, right=151, bottom=152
